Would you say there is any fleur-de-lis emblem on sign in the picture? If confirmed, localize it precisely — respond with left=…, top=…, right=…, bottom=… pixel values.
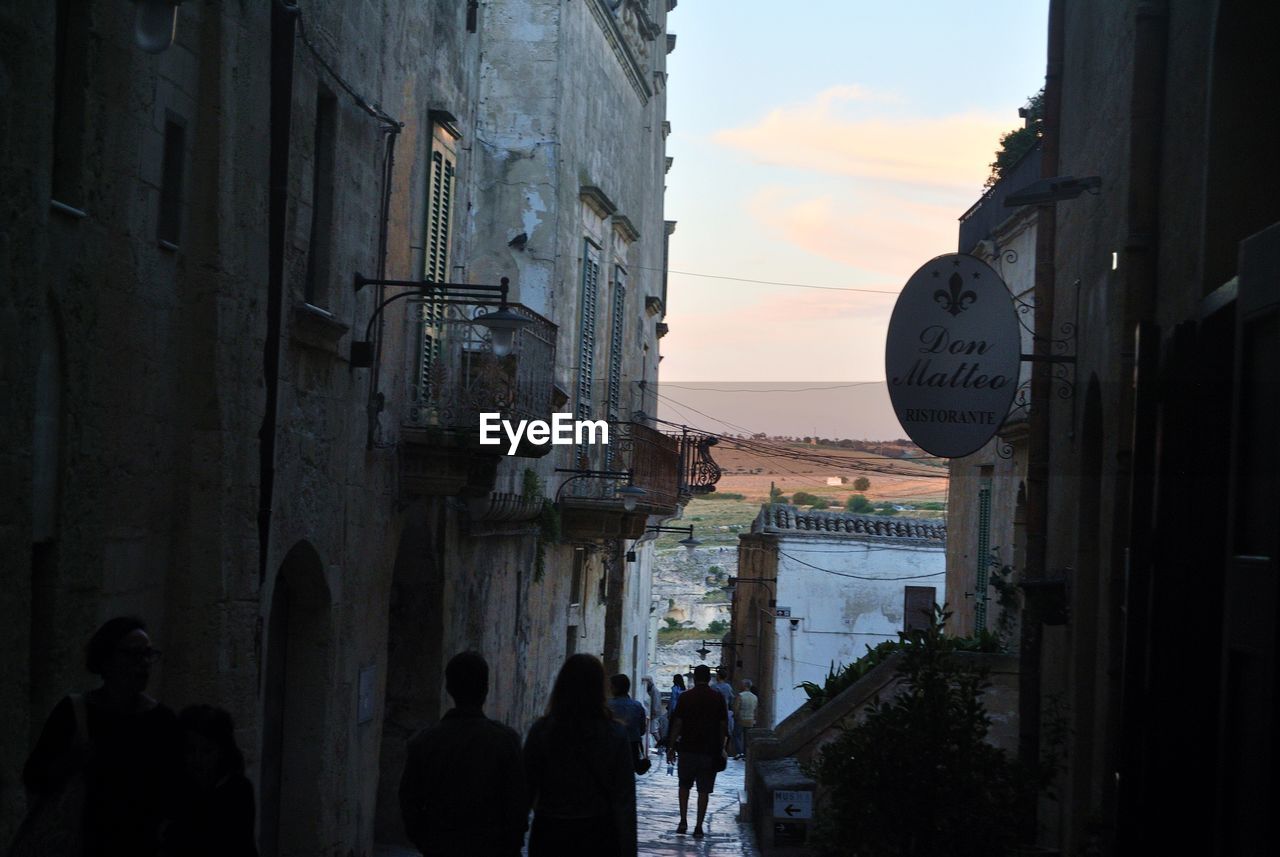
left=935, top=272, right=977, bottom=316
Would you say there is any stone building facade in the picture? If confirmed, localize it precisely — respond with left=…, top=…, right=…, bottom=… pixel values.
left=0, top=1, right=706, bottom=853
left=944, top=143, right=1041, bottom=641
left=951, top=2, right=1280, bottom=853
left=731, top=505, right=946, bottom=728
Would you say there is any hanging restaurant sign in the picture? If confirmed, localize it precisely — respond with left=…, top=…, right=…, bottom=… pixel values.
left=884, top=253, right=1020, bottom=458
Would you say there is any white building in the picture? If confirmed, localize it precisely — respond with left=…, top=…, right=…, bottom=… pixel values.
left=732, top=505, right=946, bottom=726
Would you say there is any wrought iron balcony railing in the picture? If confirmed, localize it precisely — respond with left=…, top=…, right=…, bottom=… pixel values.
left=675, top=430, right=722, bottom=497
left=563, top=421, right=681, bottom=515
left=405, top=301, right=556, bottom=435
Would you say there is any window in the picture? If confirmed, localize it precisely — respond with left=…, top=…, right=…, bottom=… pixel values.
left=413, top=123, right=458, bottom=415
left=52, top=0, right=89, bottom=208
left=605, top=266, right=626, bottom=467
left=575, top=241, right=601, bottom=466
left=974, top=482, right=993, bottom=632
left=570, top=547, right=586, bottom=606
left=304, top=89, right=337, bottom=305
left=156, top=116, right=186, bottom=248
left=904, top=586, right=937, bottom=633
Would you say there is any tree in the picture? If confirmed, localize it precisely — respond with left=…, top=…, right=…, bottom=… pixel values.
left=853, top=477, right=871, bottom=492
left=846, top=494, right=873, bottom=514
left=706, top=619, right=727, bottom=636
left=985, top=88, right=1044, bottom=188
left=792, top=491, right=820, bottom=506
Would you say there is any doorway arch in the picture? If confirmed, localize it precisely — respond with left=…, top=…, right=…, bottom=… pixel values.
left=260, top=541, right=331, bottom=857
left=374, top=518, right=444, bottom=845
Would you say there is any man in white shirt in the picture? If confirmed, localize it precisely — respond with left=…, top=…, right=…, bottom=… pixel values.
left=732, top=679, right=758, bottom=759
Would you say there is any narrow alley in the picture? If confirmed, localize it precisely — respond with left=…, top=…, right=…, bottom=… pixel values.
left=633, top=753, right=759, bottom=857
left=376, top=751, right=759, bottom=857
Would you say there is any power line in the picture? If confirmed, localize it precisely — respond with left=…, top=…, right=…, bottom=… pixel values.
left=777, top=550, right=947, bottom=580
left=660, top=382, right=882, bottom=393
left=634, top=265, right=901, bottom=295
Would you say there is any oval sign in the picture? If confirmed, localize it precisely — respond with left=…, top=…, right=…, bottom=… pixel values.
left=884, top=253, right=1020, bottom=458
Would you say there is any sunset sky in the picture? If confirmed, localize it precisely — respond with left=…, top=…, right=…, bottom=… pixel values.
left=656, top=0, right=1049, bottom=439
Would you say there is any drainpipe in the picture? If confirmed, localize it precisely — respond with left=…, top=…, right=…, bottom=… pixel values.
left=1114, top=0, right=1169, bottom=845
left=1018, top=0, right=1062, bottom=843
left=260, top=0, right=298, bottom=584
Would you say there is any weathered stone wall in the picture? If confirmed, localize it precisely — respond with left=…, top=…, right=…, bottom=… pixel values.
left=1, top=1, right=679, bottom=852
left=0, top=1, right=270, bottom=841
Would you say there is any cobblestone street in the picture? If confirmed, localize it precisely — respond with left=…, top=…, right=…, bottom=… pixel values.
left=634, top=749, right=759, bottom=857
left=376, top=746, right=760, bottom=857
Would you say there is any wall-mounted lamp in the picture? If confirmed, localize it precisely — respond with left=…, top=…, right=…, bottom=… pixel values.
left=554, top=468, right=645, bottom=512
left=724, top=575, right=776, bottom=608
left=349, top=273, right=531, bottom=367
left=647, top=525, right=701, bottom=557
left=1004, top=175, right=1102, bottom=207
left=695, top=639, right=724, bottom=661
left=134, top=0, right=182, bottom=54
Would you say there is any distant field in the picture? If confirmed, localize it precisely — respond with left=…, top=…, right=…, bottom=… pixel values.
left=712, top=440, right=948, bottom=504
left=653, top=440, right=950, bottom=550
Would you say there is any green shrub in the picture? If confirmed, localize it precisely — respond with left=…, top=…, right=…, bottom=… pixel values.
left=845, top=494, right=874, bottom=514
left=706, top=619, right=727, bottom=635
left=793, top=491, right=821, bottom=506
left=809, top=608, right=1033, bottom=857
left=853, top=477, right=871, bottom=491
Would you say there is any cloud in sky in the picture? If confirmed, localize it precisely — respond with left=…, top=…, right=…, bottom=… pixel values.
left=712, top=85, right=1011, bottom=193
left=745, top=187, right=962, bottom=277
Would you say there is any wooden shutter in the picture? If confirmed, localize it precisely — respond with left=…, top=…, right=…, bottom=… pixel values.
left=414, top=135, right=455, bottom=415
left=575, top=241, right=600, bottom=465
left=974, top=483, right=992, bottom=632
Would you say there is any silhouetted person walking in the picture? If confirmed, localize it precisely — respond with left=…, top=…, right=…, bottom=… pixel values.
left=607, top=674, right=647, bottom=773
left=165, top=704, right=258, bottom=857
left=399, top=652, right=527, bottom=857
left=665, top=664, right=729, bottom=839
left=17, top=616, right=182, bottom=857
left=523, top=654, right=636, bottom=856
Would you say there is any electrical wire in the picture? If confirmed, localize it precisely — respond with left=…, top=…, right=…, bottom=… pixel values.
left=293, top=3, right=401, bottom=129
left=633, top=265, right=901, bottom=295
left=660, top=382, right=882, bottom=393
left=776, top=550, right=946, bottom=581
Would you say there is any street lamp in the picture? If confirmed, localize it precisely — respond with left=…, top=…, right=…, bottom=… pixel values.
left=134, top=0, right=181, bottom=54
left=349, top=273, right=532, bottom=367
left=646, top=525, right=701, bottom=557
left=555, top=468, right=645, bottom=511
left=724, top=576, right=776, bottom=608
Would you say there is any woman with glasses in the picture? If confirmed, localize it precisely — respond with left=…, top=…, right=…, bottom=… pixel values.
left=18, top=616, right=182, bottom=857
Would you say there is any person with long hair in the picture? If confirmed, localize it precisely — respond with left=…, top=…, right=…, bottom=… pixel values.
left=522, top=654, right=636, bottom=856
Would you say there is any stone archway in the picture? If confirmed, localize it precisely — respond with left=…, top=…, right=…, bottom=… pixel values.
left=259, top=541, right=331, bottom=857
left=374, top=517, right=444, bottom=846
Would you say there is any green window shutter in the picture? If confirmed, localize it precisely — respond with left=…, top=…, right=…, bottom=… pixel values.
left=605, top=270, right=626, bottom=469
left=975, top=484, right=992, bottom=632
left=412, top=147, right=454, bottom=420
left=575, top=242, right=600, bottom=466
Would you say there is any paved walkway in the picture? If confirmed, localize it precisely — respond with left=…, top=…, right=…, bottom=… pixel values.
left=376, top=747, right=761, bottom=857
left=635, top=748, right=759, bottom=857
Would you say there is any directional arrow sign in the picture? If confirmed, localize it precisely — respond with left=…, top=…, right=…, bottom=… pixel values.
left=773, top=790, right=813, bottom=820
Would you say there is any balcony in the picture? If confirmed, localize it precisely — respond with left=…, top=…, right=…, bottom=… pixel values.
left=675, top=430, right=722, bottom=498
left=399, top=302, right=557, bottom=497
left=558, top=421, right=683, bottom=541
